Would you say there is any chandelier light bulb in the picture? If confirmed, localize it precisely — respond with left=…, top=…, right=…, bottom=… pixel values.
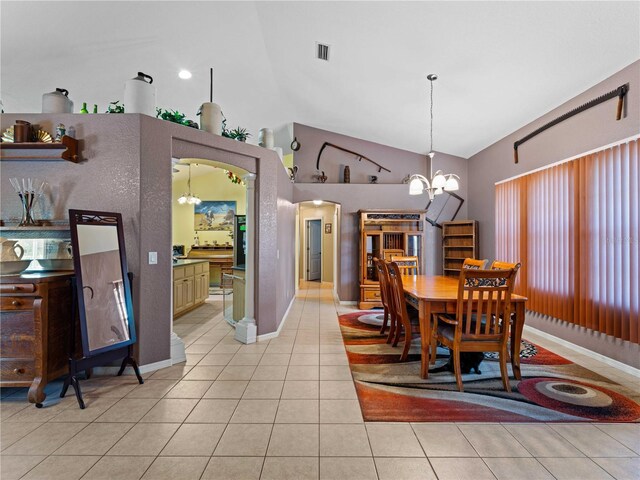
left=178, top=194, right=188, bottom=205
left=409, top=177, right=425, bottom=195
left=444, top=175, right=460, bottom=191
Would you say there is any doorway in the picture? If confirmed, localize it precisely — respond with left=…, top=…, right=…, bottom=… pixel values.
left=306, top=219, right=322, bottom=281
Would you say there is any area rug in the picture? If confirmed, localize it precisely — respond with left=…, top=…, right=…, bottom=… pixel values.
left=340, top=311, right=640, bottom=422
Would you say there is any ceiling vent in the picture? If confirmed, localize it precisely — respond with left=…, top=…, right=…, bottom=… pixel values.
left=316, top=43, right=330, bottom=61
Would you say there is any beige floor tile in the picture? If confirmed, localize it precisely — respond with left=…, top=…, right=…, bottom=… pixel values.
left=2, top=422, right=87, bottom=456
left=320, top=424, right=372, bottom=457
left=213, top=424, right=273, bottom=456
left=457, top=424, right=530, bottom=457
left=320, top=457, right=377, bottom=479
left=592, top=457, right=640, bottom=480
left=538, top=457, right=615, bottom=479
left=319, top=354, right=349, bottom=366
left=49, top=396, right=119, bottom=423
left=290, top=354, right=320, bottom=366
left=149, top=364, right=193, bottom=380
left=185, top=399, right=239, bottom=423
left=201, top=456, right=264, bottom=480
left=595, top=423, right=640, bottom=454
left=54, top=422, right=134, bottom=455
left=243, top=380, right=284, bottom=399
left=81, top=456, right=155, bottom=480
left=265, top=343, right=295, bottom=354
left=161, top=423, right=225, bottom=456
left=228, top=353, right=264, bottom=366
left=182, top=365, right=224, bottom=381
left=319, top=345, right=346, bottom=354
left=0, top=401, right=29, bottom=421
left=259, top=353, right=291, bottom=366
left=282, top=381, right=320, bottom=399
left=142, top=456, right=209, bottom=479
left=20, top=455, right=99, bottom=480
left=484, top=457, right=554, bottom=480
left=186, top=344, right=216, bottom=354
left=78, top=381, right=139, bottom=399
left=2, top=398, right=74, bottom=423
left=185, top=353, right=205, bottom=365
left=140, top=398, right=198, bottom=423
left=261, top=457, right=319, bottom=480
left=231, top=399, right=279, bottom=423
left=125, top=380, right=178, bottom=399
left=428, top=457, right=495, bottom=480
left=107, top=422, right=180, bottom=456
left=319, top=366, right=352, bottom=381
left=286, top=365, right=320, bottom=380
left=411, top=423, right=477, bottom=457
left=376, top=457, right=438, bottom=480
left=0, top=422, right=42, bottom=451
left=366, top=423, right=424, bottom=457
left=550, top=424, right=637, bottom=457
left=163, top=380, right=211, bottom=399
left=267, top=424, right=319, bottom=456
left=218, top=365, right=257, bottom=381
left=211, top=344, right=242, bottom=354
left=293, top=345, right=321, bottom=354
left=204, top=380, right=249, bottom=399
left=320, top=380, right=358, bottom=399
left=504, top=424, right=584, bottom=457
left=276, top=399, right=320, bottom=423
left=95, top=398, right=159, bottom=423
left=252, top=365, right=288, bottom=380
left=320, top=399, right=363, bottom=423
left=0, top=455, right=45, bottom=480
left=199, top=353, right=235, bottom=365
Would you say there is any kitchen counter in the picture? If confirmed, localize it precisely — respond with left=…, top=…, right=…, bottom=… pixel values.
left=173, top=259, right=209, bottom=267
left=232, top=265, right=245, bottom=271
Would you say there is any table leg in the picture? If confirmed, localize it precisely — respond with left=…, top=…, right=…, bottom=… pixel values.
left=420, top=300, right=431, bottom=379
left=511, top=303, right=525, bottom=380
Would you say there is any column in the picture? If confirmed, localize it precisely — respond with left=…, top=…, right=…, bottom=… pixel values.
left=235, top=172, right=257, bottom=344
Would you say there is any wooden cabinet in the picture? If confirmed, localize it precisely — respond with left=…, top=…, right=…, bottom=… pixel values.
left=358, top=210, right=426, bottom=309
left=0, top=272, right=74, bottom=406
left=442, top=220, right=479, bottom=277
left=173, top=261, right=209, bottom=318
left=187, top=246, right=233, bottom=287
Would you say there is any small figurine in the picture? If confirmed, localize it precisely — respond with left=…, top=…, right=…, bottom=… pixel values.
left=369, top=175, right=378, bottom=184
left=54, top=123, right=66, bottom=142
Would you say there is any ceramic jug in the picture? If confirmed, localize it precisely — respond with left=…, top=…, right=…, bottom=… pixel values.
left=57, top=241, right=72, bottom=259
left=0, top=238, right=25, bottom=261
left=42, top=88, right=74, bottom=113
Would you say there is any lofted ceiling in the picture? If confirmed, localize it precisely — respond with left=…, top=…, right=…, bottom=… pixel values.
left=1, top=1, right=638, bottom=159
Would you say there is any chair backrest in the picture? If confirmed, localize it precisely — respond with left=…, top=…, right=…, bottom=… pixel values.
left=462, top=258, right=488, bottom=269
left=455, top=268, right=516, bottom=341
left=386, top=261, right=411, bottom=327
left=374, top=258, right=391, bottom=311
left=490, top=260, right=521, bottom=272
left=383, top=249, right=404, bottom=261
left=390, top=255, right=419, bottom=275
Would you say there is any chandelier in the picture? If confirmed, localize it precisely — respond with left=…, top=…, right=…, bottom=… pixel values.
left=408, top=74, right=459, bottom=199
left=177, top=164, right=202, bottom=205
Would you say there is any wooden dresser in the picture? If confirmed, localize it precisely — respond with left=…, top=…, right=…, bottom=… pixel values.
left=0, top=272, right=73, bottom=406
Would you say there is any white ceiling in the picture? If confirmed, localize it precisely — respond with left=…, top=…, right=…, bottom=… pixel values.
left=2, top=1, right=638, bottom=158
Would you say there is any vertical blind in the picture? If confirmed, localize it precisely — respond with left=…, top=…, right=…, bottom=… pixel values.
left=496, top=138, right=639, bottom=344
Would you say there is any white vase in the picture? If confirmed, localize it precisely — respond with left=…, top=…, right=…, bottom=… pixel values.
left=124, top=72, right=156, bottom=116
left=200, top=102, right=223, bottom=135
left=258, top=128, right=274, bottom=149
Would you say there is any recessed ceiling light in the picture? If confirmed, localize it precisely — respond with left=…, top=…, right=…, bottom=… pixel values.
left=312, top=200, right=323, bottom=206
left=178, top=70, right=192, bottom=79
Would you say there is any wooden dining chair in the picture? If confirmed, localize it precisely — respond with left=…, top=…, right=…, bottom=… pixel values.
left=390, top=255, right=420, bottom=275
left=432, top=268, right=517, bottom=392
left=386, top=261, right=417, bottom=361
left=462, top=258, right=488, bottom=269
left=374, top=258, right=395, bottom=339
left=490, top=260, right=521, bottom=275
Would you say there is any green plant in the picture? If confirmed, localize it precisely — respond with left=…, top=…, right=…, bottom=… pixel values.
left=106, top=101, right=125, bottom=113
left=228, top=127, right=251, bottom=142
left=155, top=108, right=199, bottom=129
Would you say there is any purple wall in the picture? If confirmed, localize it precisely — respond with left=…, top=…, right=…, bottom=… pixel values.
left=467, top=60, right=640, bottom=366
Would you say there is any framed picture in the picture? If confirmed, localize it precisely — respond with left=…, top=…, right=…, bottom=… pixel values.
left=325, top=223, right=332, bottom=234
left=194, top=201, right=236, bottom=231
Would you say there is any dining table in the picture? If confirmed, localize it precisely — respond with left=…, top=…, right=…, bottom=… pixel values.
left=402, top=275, right=528, bottom=380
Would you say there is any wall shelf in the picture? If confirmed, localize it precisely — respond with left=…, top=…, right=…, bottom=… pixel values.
left=0, top=136, right=80, bottom=163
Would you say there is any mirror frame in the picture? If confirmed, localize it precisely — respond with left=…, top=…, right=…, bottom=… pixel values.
left=425, top=191, right=464, bottom=229
left=69, top=209, right=137, bottom=357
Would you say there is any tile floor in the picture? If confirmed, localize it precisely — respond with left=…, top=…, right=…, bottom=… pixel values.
left=1, top=282, right=639, bottom=479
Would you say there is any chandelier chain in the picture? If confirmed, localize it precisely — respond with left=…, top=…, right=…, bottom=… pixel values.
left=429, top=77, right=434, bottom=154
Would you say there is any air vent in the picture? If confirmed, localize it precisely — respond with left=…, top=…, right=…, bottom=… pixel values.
left=316, top=43, right=330, bottom=61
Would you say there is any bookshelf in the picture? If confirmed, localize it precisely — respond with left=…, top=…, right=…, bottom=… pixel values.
left=442, top=220, right=479, bottom=277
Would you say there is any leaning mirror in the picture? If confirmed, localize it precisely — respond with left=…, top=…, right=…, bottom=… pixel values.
left=69, top=210, right=136, bottom=356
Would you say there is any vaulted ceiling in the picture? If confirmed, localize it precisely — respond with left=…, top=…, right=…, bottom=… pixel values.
left=2, top=1, right=638, bottom=158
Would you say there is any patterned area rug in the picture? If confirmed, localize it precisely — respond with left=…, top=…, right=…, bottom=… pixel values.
left=340, top=311, right=640, bottom=422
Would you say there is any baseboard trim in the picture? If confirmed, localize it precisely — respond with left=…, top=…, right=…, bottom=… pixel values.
left=339, top=301, right=357, bottom=306
left=92, top=358, right=173, bottom=376
left=523, top=325, right=640, bottom=377
left=257, top=295, right=295, bottom=341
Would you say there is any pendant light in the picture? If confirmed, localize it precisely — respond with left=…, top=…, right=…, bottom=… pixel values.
left=408, top=74, right=459, bottom=199
left=177, top=164, right=201, bottom=205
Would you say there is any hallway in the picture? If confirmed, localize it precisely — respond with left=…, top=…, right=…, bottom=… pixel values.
left=1, top=282, right=638, bottom=479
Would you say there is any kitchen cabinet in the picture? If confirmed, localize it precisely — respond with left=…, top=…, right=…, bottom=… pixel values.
left=173, top=260, right=209, bottom=318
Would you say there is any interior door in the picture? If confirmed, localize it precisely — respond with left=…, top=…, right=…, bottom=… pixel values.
left=307, top=219, right=322, bottom=281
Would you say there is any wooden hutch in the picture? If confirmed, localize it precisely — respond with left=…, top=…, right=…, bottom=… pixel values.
left=358, top=210, right=426, bottom=309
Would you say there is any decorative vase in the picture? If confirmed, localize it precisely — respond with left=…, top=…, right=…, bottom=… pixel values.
left=344, top=165, right=351, bottom=183
left=124, top=72, right=156, bottom=116
left=42, top=88, right=73, bottom=113
left=258, top=128, right=274, bottom=149
left=199, top=102, right=223, bottom=135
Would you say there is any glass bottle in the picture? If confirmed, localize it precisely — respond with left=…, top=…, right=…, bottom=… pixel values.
left=80, top=102, right=88, bottom=114
left=93, top=104, right=98, bottom=114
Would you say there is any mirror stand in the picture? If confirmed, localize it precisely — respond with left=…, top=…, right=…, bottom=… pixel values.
left=61, top=274, right=143, bottom=409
